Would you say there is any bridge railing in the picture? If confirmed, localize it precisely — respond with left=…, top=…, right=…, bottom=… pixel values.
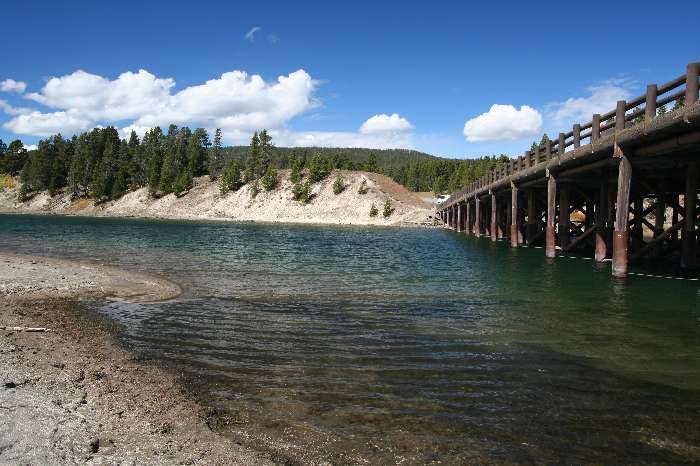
left=439, top=61, right=699, bottom=208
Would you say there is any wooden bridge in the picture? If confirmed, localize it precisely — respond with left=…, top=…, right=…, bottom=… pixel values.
left=437, top=61, right=700, bottom=278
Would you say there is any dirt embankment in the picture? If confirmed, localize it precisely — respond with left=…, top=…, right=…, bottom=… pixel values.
left=0, top=170, right=435, bottom=226
left=0, top=254, right=273, bottom=465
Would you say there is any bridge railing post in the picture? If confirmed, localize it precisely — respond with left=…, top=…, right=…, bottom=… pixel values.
left=687, top=62, right=699, bottom=106
left=558, top=132, right=566, bottom=156
left=645, top=84, right=657, bottom=121
left=573, top=124, right=581, bottom=148
left=592, top=114, right=601, bottom=142
left=616, top=100, right=626, bottom=131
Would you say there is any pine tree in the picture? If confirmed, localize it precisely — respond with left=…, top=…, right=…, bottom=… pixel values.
left=292, top=180, right=311, bottom=203
left=332, top=173, right=345, bottom=194
left=144, top=127, right=164, bottom=196
left=290, top=155, right=303, bottom=183
left=209, top=128, right=223, bottom=179
left=261, top=165, right=279, bottom=191
left=307, top=153, right=330, bottom=183
left=173, top=168, right=193, bottom=197
left=219, top=159, right=243, bottom=194
left=245, top=132, right=260, bottom=181
left=187, top=128, right=209, bottom=178
left=369, top=203, right=378, bottom=217
left=383, top=199, right=394, bottom=218
left=111, top=142, right=131, bottom=199
left=366, top=153, right=378, bottom=172
left=258, top=129, right=273, bottom=177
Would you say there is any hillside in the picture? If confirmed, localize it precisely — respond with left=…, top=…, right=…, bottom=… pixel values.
left=0, top=170, right=434, bottom=226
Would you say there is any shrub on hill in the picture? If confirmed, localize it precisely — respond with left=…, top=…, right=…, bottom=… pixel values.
left=332, top=174, right=345, bottom=195
left=369, top=203, right=378, bottom=217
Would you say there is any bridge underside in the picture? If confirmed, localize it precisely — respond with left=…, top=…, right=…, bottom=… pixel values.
left=439, top=103, right=700, bottom=278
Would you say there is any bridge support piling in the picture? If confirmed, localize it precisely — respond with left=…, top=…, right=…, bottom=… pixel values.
left=465, top=202, right=471, bottom=235
left=613, top=153, right=632, bottom=277
left=558, top=187, right=570, bottom=250
left=526, top=191, right=537, bottom=245
left=491, top=193, right=497, bottom=242
left=457, top=204, right=462, bottom=233
left=595, top=173, right=609, bottom=262
left=474, top=198, right=481, bottom=236
left=546, top=175, right=557, bottom=258
left=510, top=183, right=519, bottom=248
left=681, top=163, right=698, bottom=273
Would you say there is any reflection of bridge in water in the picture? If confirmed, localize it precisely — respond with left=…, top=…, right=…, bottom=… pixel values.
left=438, top=62, right=700, bottom=278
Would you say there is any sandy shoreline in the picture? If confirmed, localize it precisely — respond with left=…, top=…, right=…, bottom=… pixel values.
left=0, top=254, right=273, bottom=465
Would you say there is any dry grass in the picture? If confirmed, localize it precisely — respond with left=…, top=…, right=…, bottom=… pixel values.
left=0, top=174, right=16, bottom=189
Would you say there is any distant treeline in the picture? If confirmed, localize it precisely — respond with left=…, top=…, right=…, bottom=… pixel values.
left=0, top=125, right=511, bottom=200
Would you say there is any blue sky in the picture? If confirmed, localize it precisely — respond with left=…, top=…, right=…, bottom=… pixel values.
left=1, top=0, right=698, bottom=158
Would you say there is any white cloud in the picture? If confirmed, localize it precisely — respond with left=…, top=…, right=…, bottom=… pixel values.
left=1, top=79, right=26, bottom=94
left=267, top=34, right=280, bottom=44
left=463, top=104, right=542, bottom=142
left=360, top=113, right=413, bottom=134
left=24, top=144, right=37, bottom=151
left=25, top=69, right=175, bottom=121
left=4, top=110, right=92, bottom=137
left=2, top=68, right=318, bottom=141
left=545, top=79, right=634, bottom=127
left=0, top=99, right=34, bottom=116
left=275, top=113, right=414, bottom=149
left=245, top=26, right=261, bottom=42
left=1, top=68, right=414, bottom=150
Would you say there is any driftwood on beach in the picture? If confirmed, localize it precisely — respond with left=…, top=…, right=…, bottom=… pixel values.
left=1, top=326, right=49, bottom=332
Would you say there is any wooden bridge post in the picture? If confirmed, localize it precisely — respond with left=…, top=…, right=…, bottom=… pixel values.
left=687, top=62, right=699, bottom=106
left=474, top=197, right=481, bottom=236
left=595, top=172, right=609, bottom=262
left=558, top=186, right=570, bottom=250
left=491, top=193, right=497, bottom=242
left=466, top=201, right=471, bottom=235
left=457, top=203, right=462, bottom=232
left=616, top=101, right=626, bottom=131
left=573, top=124, right=581, bottom=148
left=510, top=182, right=519, bottom=247
left=592, top=114, right=601, bottom=142
left=526, top=190, right=537, bottom=245
left=546, top=173, right=557, bottom=258
left=559, top=133, right=566, bottom=157
left=612, top=152, right=632, bottom=277
left=681, top=163, right=698, bottom=273
left=645, top=85, right=657, bottom=121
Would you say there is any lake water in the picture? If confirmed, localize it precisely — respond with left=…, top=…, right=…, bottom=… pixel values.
left=2, top=213, right=700, bottom=464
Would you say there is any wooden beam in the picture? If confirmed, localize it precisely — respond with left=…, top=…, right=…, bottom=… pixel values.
left=563, top=224, right=597, bottom=252
left=631, top=220, right=685, bottom=261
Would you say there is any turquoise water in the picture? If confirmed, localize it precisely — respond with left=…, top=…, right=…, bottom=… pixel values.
left=2, top=213, right=700, bottom=463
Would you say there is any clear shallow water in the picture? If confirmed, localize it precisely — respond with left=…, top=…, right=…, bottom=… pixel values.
left=2, top=213, right=700, bottom=463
